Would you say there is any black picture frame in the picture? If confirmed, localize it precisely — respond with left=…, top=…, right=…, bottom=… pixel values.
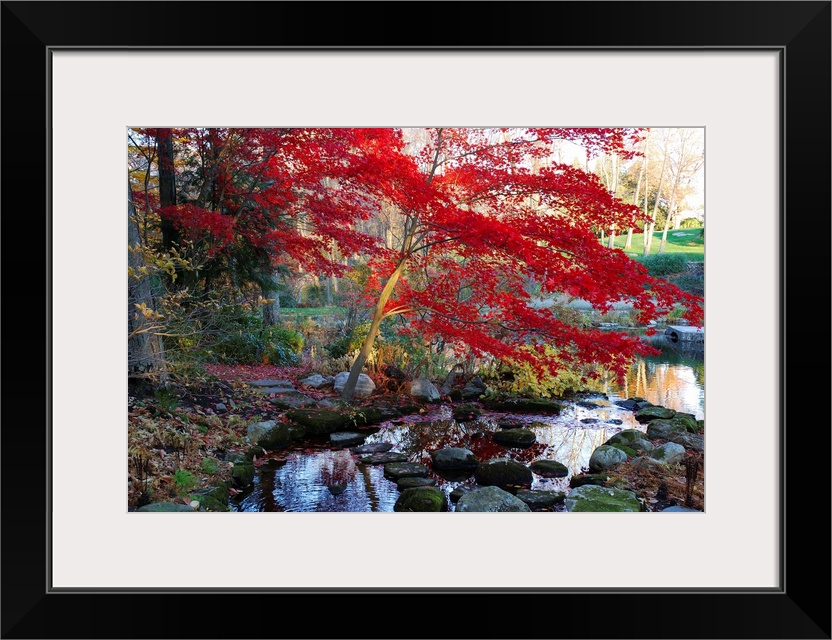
left=2, top=1, right=829, bottom=638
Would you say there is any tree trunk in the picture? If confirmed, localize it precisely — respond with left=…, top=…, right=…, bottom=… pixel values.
left=262, top=272, right=281, bottom=326
left=128, top=183, right=167, bottom=382
left=157, top=129, right=178, bottom=251
left=626, top=146, right=647, bottom=250
left=341, top=260, right=407, bottom=401
left=608, top=153, right=618, bottom=249
left=659, top=137, right=686, bottom=254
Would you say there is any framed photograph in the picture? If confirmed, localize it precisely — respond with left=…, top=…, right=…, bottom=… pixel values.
left=3, top=1, right=829, bottom=638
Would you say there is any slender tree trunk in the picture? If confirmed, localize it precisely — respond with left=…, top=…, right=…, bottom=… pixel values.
left=658, top=174, right=681, bottom=254
left=644, top=136, right=669, bottom=257
left=608, top=153, right=618, bottom=249
left=128, top=183, right=167, bottom=382
left=625, top=146, right=647, bottom=250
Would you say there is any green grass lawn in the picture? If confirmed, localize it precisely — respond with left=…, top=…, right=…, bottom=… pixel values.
left=607, top=228, right=704, bottom=262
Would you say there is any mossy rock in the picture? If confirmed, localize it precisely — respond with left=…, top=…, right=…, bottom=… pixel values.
left=231, top=462, right=255, bottom=487
left=667, top=431, right=704, bottom=452
left=191, top=483, right=229, bottom=512
left=482, top=396, right=562, bottom=414
left=634, top=406, right=677, bottom=423
left=348, top=407, right=384, bottom=427
left=394, top=487, right=448, bottom=512
left=397, top=404, right=423, bottom=415
left=474, top=458, right=533, bottom=490
left=136, top=502, right=195, bottom=512
left=648, top=442, right=686, bottom=465
left=569, top=473, right=610, bottom=488
left=588, top=445, right=628, bottom=472
left=608, top=442, right=637, bottom=458
left=257, top=423, right=296, bottom=450
left=529, top=460, right=569, bottom=478
left=672, top=413, right=700, bottom=433
left=455, top=486, right=531, bottom=512
left=285, top=409, right=351, bottom=435
left=452, top=403, right=482, bottom=422
left=449, top=485, right=476, bottom=503
left=605, top=429, right=655, bottom=453
left=646, top=419, right=696, bottom=440
left=565, top=484, right=642, bottom=512
left=360, top=452, right=408, bottom=465
left=492, top=428, right=536, bottom=448
left=447, top=389, right=463, bottom=401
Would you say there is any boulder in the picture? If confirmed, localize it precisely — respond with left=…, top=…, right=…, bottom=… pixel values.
left=330, top=432, right=367, bottom=448
left=647, top=442, right=687, bottom=465
left=299, top=373, right=331, bottom=389
left=285, top=409, right=350, bottom=435
left=569, top=473, right=610, bottom=488
left=257, top=423, right=297, bottom=450
left=328, top=483, right=347, bottom=496
left=456, top=486, right=531, bottom=512
left=452, top=403, right=482, bottom=422
left=270, top=390, right=318, bottom=410
left=449, top=485, right=476, bottom=503
left=461, top=376, right=488, bottom=400
left=384, top=462, right=429, bottom=480
left=352, top=442, right=394, bottom=454
left=397, top=477, right=437, bottom=490
left=529, top=460, right=569, bottom=478
left=190, top=483, right=230, bottom=512
left=634, top=406, right=677, bottom=423
left=247, top=420, right=276, bottom=444
left=493, top=428, right=536, bottom=448
left=515, top=489, right=565, bottom=509
left=605, top=429, right=655, bottom=453
left=474, top=458, right=533, bottom=490
left=497, top=418, right=525, bottom=430
left=588, top=445, right=628, bottom=472
left=666, top=431, right=704, bottom=452
left=565, top=485, right=642, bottom=512
left=482, top=396, right=562, bottom=414
left=333, top=372, right=376, bottom=397
left=360, top=452, right=408, bottom=465
left=231, top=462, right=255, bottom=487
left=661, top=505, right=702, bottom=512
left=394, top=487, right=448, bottom=512
left=430, top=447, right=479, bottom=470
left=246, top=379, right=294, bottom=389
left=410, top=377, right=441, bottom=402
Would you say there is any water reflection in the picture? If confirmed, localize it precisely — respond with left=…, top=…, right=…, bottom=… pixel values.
left=231, top=349, right=704, bottom=512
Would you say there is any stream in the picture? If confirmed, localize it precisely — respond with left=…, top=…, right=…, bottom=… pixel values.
left=230, top=346, right=704, bottom=512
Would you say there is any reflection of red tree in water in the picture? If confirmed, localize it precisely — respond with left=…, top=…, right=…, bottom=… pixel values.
left=317, top=452, right=358, bottom=487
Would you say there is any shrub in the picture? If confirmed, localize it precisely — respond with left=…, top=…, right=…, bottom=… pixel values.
left=173, top=468, right=198, bottom=492
left=640, top=253, right=689, bottom=276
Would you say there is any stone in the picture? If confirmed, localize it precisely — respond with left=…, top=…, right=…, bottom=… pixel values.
left=231, top=462, right=255, bottom=487
left=384, top=462, right=429, bottom=480
left=648, top=442, right=687, bottom=465
left=394, top=487, right=448, bottom=512
left=661, top=505, right=702, bottom=512
left=215, top=403, right=227, bottom=412
left=136, top=502, right=195, bottom=512
left=461, top=377, right=487, bottom=400
left=397, top=477, right=437, bottom=489
left=269, top=390, right=317, bottom=410
left=256, top=423, right=296, bottom=450
left=352, top=442, right=394, bottom=454
left=492, top=428, right=536, bottom=448
left=497, top=418, right=524, bottom=430
left=430, top=447, right=479, bottom=470
left=565, top=485, right=642, bottom=512
left=605, top=429, right=655, bottom=453
left=410, top=377, right=441, bottom=402
left=285, top=409, right=351, bottom=435
left=360, top=452, right=409, bottom=465
left=300, top=374, right=330, bottom=389
left=529, top=460, right=569, bottom=478
left=330, top=432, right=367, bottom=448
left=515, top=489, right=565, bottom=509
left=190, top=484, right=229, bottom=512
left=605, top=419, right=624, bottom=425
left=333, top=372, right=376, bottom=397
left=613, top=399, right=639, bottom=410
left=328, top=483, right=347, bottom=496
left=474, top=458, right=533, bottom=490
left=247, top=420, right=276, bottom=444
left=666, top=431, right=704, bottom=452
left=569, top=473, right=610, bottom=488
left=452, top=403, right=482, bottom=422
left=588, top=445, right=628, bottom=472
left=580, top=418, right=601, bottom=424
left=456, top=486, right=531, bottom=512
left=482, top=396, right=562, bottom=414
left=634, top=406, right=677, bottom=423
left=449, top=485, right=476, bottom=503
